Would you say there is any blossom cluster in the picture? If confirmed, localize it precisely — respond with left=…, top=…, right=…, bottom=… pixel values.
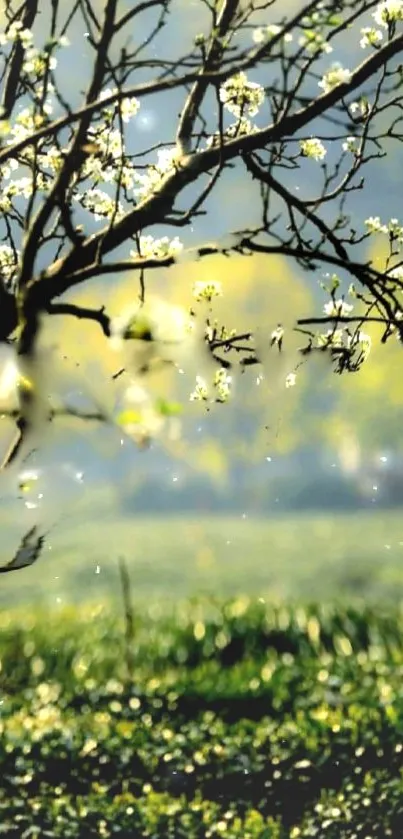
left=5, top=104, right=53, bottom=149
left=0, top=76, right=142, bottom=220
left=318, top=64, right=351, bottom=95
left=349, top=331, right=372, bottom=361
left=252, top=24, right=293, bottom=45
left=130, top=235, right=183, bottom=260
left=285, top=372, right=297, bottom=388
left=373, top=0, right=403, bottom=27
left=349, top=99, right=371, bottom=119
left=388, top=264, right=403, bottom=281
left=205, top=117, right=258, bottom=149
left=189, top=375, right=209, bottom=402
left=190, top=368, right=232, bottom=403
left=359, top=2, right=403, bottom=48
left=209, top=69, right=265, bottom=148
left=270, top=325, right=284, bottom=347
left=214, top=368, right=232, bottom=402
left=324, top=299, right=353, bottom=317
left=317, top=328, right=372, bottom=364
left=342, top=136, right=359, bottom=153
left=365, top=216, right=403, bottom=242
left=23, top=47, right=58, bottom=77
left=99, top=88, right=140, bottom=123
left=193, top=281, right=222, bottom=303
left=317, top=328, right=344, bottom=349
left=74, top=188, right=123, bottom=222
left=134, top=148, right=180, bottom=201
left=0, top=20, right=34, bottom=47
left=253, top=5, right=341, bottom=56
left=299, top=30, right=332, bottom=55
left=0, top=244, right=20, bottom=288
left=299, top=138, right=327, bottom=161
left=360, top=27, right=383, bottom=48
left=219, top=72, right=265, bottom=119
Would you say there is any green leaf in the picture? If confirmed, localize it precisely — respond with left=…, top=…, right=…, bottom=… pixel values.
left=155, top=398, right=183, bottom=417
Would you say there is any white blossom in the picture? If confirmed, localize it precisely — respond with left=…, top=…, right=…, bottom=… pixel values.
left=299, top=137, right=327, bottom=161
left=0, top=244, right=20, bottom=284
left=324, top=299, right=354, bottom=317
left=219, top=72, right=265, bottom=118
left=349, top=99, right=371, bottom=119
left=365, top=216, right=388, bottom=234
left=75, top=188, right=123, bottom=220
left=23, top=48, right=57, bottom=76
left=271, top=325, right=284, bottom=346
left=388, top=217, right=403, bottom=242
left=80, top=124, right=135, bottom=186
left=131, top=235, right=183, bottom=260
left=85, top=126, right=124, bottom=162
left=0, top=21, right=33, bottom=47
left=190, top=375, right=209, bottom=402
left=214, top=368, right=232, bottom=402
left=318, top=65, right=352, bottom=94
left=342, top=136, right=358, bottom=153
left=39, top=147, right=64, bottom=173
left=360, top=27, right=383, bottom=48
left=388, top=264, right=403, bottom=281
left=100, top=87, right=140, bottom=122
left=285, top=372, right=297, bottom=388
left=134, top=147, right=179, bottom=200
left=252, top=27, right=267, bottom=44
left=7, top=107, right=50, bottom=147
left=6, top=176, right=33, bottom=198
left=373, top=0, right=403, bottom=28
left=193, top=280, right=222, bottom=302
left=206, top=117, right=257, bottom=148
left=349, top=330, right=372, bottom=360
left=252, top=24, right=293, bottom=44
left=1, top=157, right=19, bottom=179
left=317, top=329, right=344, bottom=348
left=228, top=117, right=257, bottom=137
left=0, top=194, right=11, bottom=212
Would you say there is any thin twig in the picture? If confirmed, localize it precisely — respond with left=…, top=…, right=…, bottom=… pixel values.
left=118, top=556, right=135, bottom=684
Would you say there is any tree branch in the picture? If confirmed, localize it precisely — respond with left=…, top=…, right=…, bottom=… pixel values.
left=46, top=302, right=111, bottom=336
left=32, top=32, right=403, bottom=306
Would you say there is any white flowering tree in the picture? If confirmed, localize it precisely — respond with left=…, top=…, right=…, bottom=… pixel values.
left=1, top=0, right=403, bottom=570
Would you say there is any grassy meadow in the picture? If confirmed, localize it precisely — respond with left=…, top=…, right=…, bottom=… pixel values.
left=1, top=510, right=403, bottom=836
left=1, top=509, right=403, bottom=607
left=1, top=597, right=403, bottom=837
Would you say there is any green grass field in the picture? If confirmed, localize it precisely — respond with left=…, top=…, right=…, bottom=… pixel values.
left=1, top=597, right=403, bottom=837
left=1, top=510, right=403, bottom=607
left=1, top=511, right=403, bottom=836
